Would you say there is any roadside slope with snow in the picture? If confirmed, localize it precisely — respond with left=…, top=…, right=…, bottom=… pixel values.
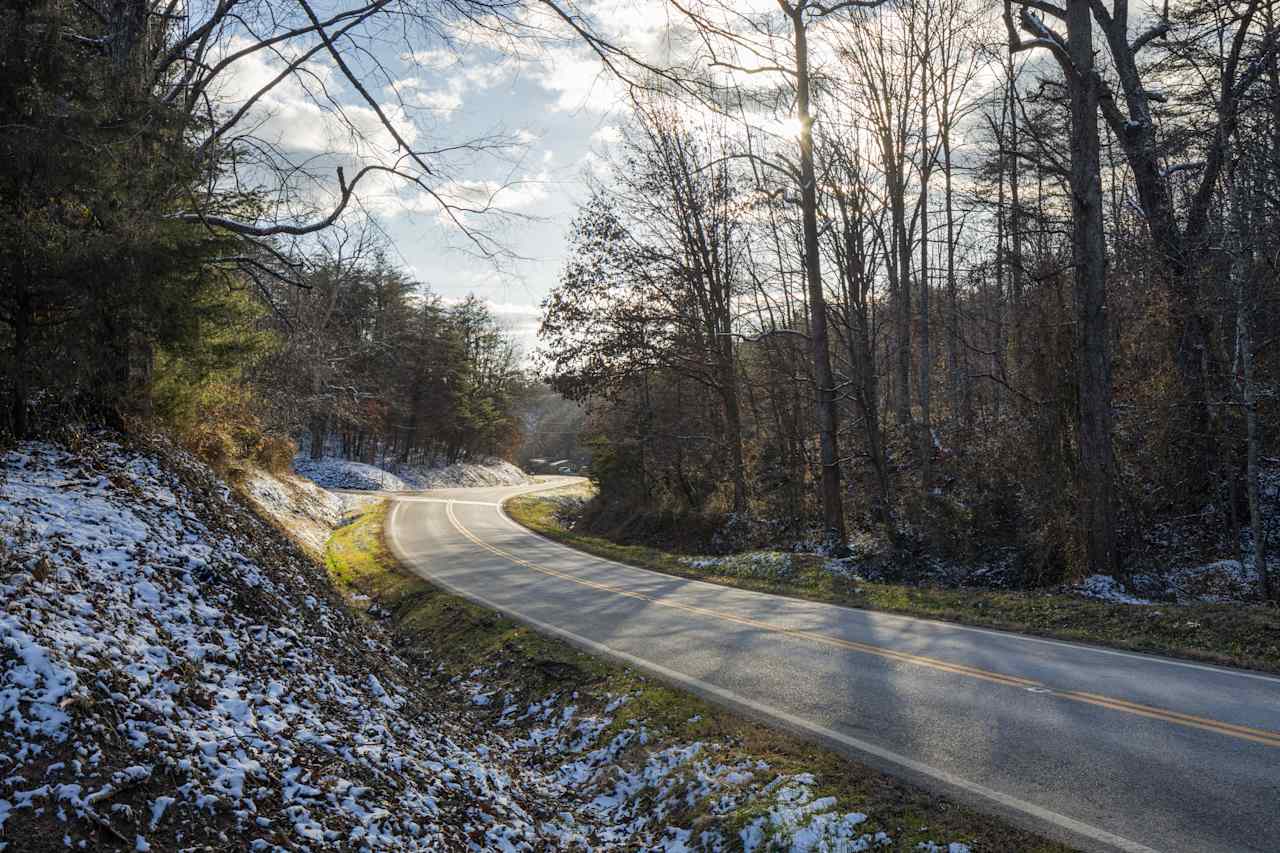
left=0, top=436, right=1011, bottom=852
left=292, top=455, right=529, bottom=493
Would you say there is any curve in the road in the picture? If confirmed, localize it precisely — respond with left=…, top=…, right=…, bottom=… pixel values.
left=384, top=479, right=1280, bottom=853
left=450, top=501, right=1280, bottom=749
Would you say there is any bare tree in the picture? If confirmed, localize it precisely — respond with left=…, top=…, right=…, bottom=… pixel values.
left=1006, top=0, right=1280, bottom=491
left=839, top=14, right=918, bottom=430
left=1006, top=0, right=1118, bottom=574
left=822, top=120, right=895, bottom=532
left=651, top=0, right=888, bottom=545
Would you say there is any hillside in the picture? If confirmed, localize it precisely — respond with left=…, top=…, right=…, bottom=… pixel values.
left=293, top=456, right=530, bottom=493
left=0, top=435, right=990, bottom=852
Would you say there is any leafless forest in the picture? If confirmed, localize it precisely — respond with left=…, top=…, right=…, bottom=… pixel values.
left=540, top=0, right=1279, bottom=595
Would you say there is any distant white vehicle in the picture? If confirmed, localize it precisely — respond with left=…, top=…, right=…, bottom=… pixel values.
left=558, top=465, right=574, bottom=474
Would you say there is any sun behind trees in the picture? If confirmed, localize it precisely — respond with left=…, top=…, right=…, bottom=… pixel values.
left=542, top=0, right=1278, bottom=597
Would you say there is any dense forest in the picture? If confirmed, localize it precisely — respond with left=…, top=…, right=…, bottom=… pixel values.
left=0, top=0, right=527, bottom=472
left=540, top=0, right=1279, bottom=596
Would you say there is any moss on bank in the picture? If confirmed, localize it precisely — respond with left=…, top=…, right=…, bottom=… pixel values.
left=324, top=500, right=1073, bottom=852
left=506, top=491, right=1280, bottom=674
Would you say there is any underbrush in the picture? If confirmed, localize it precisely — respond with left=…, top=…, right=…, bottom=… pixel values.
left=155, top=379, right=296, bottom=477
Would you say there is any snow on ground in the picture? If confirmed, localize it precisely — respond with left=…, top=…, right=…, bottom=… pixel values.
left=396, top=458, right=529, bottom=490
left=1077, top=562, right=1266, bottom=606
left=1075, top=575, right=1153, bottom=606
left=1165, top=559, right=1263, bottom=603
left=240, top=470, right=376, bottom=554
left=683, top=551, right=795, bottom=582
left=291, top=457, right=414, bottom=491
left=0, top=436, right=972, bottom=851
left=292, top=455, right=529, bottom=493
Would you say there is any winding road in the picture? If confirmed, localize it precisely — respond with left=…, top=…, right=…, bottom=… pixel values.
left=383, top=478, right=1280, bottom=853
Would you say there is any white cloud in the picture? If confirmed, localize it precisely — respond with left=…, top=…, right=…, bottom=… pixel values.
left=356, top=169, right=552, bottom=224
left=581, top=151, right=612, bottom=180
left=410, top=88, right=465, bottom=112
left=442, top=297, right=542, bottom=318
left=591, top=125, right=622, bottom=145
left=210, top=37, right=427, bottom=159
left=385, top=77, right=422, bottom=94
left=463, top=61, right=518, bottom=90
left=433, top=172, right=551, bottom=215
left=530, top=47, right=622, bottom=113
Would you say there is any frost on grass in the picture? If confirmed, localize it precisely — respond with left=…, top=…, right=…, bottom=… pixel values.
left=0, top=437, right=973, bottom=851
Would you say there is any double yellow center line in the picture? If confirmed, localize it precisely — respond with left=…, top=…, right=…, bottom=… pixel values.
left=445, top=502, right=1280, bottom=749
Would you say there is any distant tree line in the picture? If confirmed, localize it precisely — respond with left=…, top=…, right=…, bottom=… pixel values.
left=542, top=0, right=1279, bottom=596
left=255, top=239, right=525, bottom=468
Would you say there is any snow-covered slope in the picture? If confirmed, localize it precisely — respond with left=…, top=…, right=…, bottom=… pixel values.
left=291, top=455, right=530, bottom=493
left=239, top=469, right=374, bottom=555
left=291, top=456, right=413, bottom=491
left=396, top=458, right=529, bottom=490
left=0, top=437, right=973, bottom=852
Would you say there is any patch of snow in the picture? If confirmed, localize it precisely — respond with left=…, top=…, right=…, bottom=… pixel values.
left=396, top=458, right=530, bottom=490
left=683, top=551, right=794, bottom=581
left=292, top=456, right=413, bottom=491
left=739, top=774, right=890, bottom=852
left=1075, top=575, right=1153, bottom=605
left=240, top=467, right=378, bottom=555
left=1166, top=559, right=1262, bottom=603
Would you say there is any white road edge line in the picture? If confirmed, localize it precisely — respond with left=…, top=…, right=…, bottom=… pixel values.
left=490, top=499, right=1280, bottom=687
left=386, top=498, right=1163, bottom=853
left=393, top=498, right=499, bottom=506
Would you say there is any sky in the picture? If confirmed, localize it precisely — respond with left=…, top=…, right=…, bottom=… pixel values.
left=373, top=41, right=627, bottom=348
left=212, top=0, right=819, bottom=356
left=372, top=46, right=623, bottom=355
left=323, top=2, right=688, bottom=356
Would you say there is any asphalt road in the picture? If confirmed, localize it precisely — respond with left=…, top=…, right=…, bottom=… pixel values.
left=384, top=478, right=1280, bottom=853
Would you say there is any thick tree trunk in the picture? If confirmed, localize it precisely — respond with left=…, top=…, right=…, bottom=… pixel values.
left=1007, top=56, right=1025, bottom=369
left=1242, top=317, right=1269, bottom=600
left=941, top=126, right=966, bottom=426
left=850, top=306, right=894, bottom=532
left=793, top=13, right=846, bottom=548
left=992, top=116, right=1006, bottom=417
left=918, top=92, right=933, bottom=494
left=1068, top=0, right=1118, bottom=576
left=1231, top=179, right=1271, bottom=601
left=837, top=183, right=894, bottom=533
left=95, top=311, right=134, bottom=428
left=890, top=170, right=914, bottom=428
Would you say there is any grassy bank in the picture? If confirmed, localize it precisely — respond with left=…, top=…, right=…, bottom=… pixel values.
left=505, top=489, right=1280, bottom=674
left=324, top=500, right=1072, bottom=851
